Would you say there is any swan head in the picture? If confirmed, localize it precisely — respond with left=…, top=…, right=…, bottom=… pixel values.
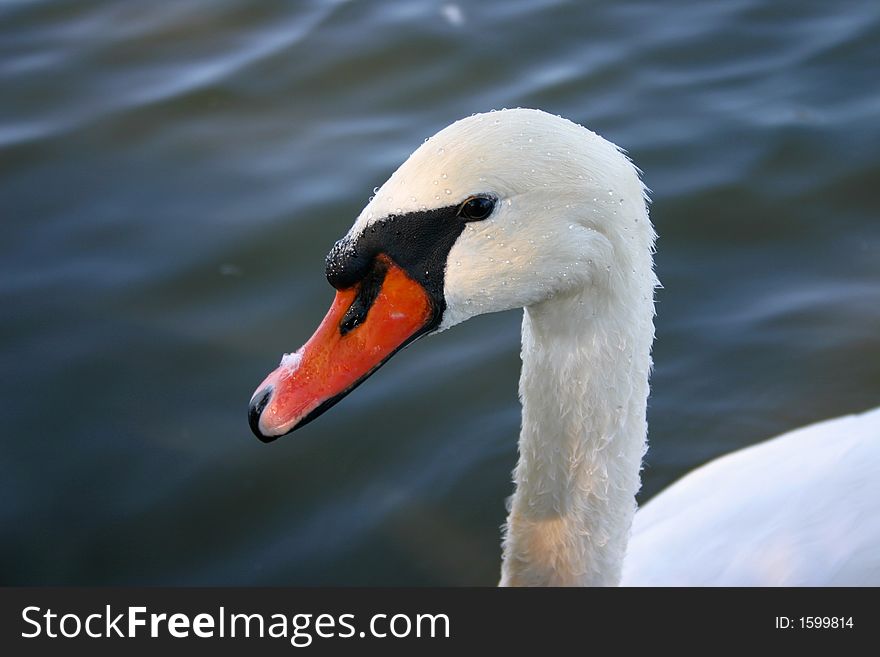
left=249, top=108, right=654, bottom=441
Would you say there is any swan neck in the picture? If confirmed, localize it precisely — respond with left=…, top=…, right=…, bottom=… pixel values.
left=501, top=284, right=652, bottom=586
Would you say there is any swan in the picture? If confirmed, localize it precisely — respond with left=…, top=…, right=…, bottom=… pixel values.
left=248, top=108, right=880, bottom=586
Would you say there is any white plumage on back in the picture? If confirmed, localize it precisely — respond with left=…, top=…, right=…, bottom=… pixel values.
left=623, top=406, right=880, bottom=586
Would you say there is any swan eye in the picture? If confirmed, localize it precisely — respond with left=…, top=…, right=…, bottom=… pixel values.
left=458, top=195, right=496, bottom=221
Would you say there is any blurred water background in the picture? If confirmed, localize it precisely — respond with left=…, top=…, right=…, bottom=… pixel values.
left=2, top=0, right=879, bottom=584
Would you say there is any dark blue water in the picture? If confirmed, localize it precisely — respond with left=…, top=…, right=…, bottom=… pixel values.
left=2, top=0, right=879, bottom=585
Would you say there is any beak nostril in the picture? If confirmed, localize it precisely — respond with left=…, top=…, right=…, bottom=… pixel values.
left=248, top=386, right=274, bottom=442
left=339, top=257, right=389, bottom=336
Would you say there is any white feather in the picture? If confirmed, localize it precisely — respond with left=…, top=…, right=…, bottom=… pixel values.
left=623, top=406, right=880, bottom=586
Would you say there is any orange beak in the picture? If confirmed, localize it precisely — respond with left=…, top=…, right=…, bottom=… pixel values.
left=249, top=256, right=435, bottom=441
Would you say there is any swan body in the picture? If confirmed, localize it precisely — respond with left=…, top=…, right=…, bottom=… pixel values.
left=250, top=108, right=880, bottom=586
left=623, top=406, right=880, bottom=586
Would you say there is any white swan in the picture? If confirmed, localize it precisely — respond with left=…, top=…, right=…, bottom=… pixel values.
left=249, top=108, right=880, bottom=586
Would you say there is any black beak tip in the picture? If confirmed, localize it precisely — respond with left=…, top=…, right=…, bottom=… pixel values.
left=248, top=386, right=277, bottom=443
